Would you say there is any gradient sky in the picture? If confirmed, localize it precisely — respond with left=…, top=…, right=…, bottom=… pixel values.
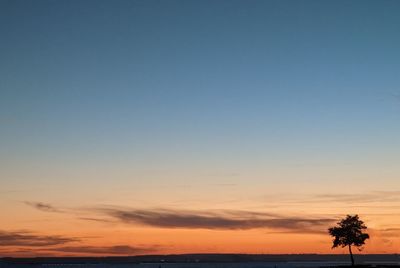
left=1, top=0, right=400, bottom=257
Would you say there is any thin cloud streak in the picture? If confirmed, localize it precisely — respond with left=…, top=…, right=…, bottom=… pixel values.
left=23, top=200, right=337, bottom=233
left=263, top=191, right=400, bottom=205
left=0, top=230, right=79, bottom=247
left=46, top=245, right=153, bottom=255
left=265, top=229, right=327, bottom=235
left=378, top=228, right=400, bottom=237
left=25, top=202, right=63, bottom=213
left=312, top=191, right=400, bottom=203
left=78, top=217, right=114, bottom=223
left=98, top=208, right=335, bottom=233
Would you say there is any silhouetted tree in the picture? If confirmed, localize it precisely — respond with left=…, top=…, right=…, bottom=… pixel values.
left=328, top=214, right=369, bottom=266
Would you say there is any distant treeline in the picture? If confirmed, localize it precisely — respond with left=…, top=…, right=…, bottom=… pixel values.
left=1, top=254, right=400, bottom=264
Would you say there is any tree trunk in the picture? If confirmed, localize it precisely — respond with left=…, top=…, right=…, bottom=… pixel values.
left=348, top=245, right=354, bottom=266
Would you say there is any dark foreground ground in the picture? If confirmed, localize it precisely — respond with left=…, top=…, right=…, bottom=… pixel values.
left=1, top=254, right=399, bottom=268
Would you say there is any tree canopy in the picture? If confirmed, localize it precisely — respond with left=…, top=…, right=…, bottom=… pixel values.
left=328, top=214, right=369, bottom=266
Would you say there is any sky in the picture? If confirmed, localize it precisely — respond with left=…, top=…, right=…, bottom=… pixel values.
left=1, top=0, right=400, bottom=257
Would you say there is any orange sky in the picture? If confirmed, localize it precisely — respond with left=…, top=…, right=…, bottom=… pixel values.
left=1, top=191, right=400, bottom=257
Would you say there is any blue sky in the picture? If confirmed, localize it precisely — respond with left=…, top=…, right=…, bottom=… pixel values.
left=1, top=0, right=400, bottom=203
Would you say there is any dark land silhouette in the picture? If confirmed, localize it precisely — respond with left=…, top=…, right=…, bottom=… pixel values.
left=1, top=254, right=399, bottom=265
left=329, top=215, right=370, bottom=266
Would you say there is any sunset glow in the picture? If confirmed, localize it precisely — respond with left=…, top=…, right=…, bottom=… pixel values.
left=1, top=0, right=400, bottom=257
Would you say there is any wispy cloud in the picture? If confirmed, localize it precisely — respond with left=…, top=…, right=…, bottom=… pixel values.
left=45, top=245, right=153, bottom=255
left=263, top=191, right=400, bottom=206
left=378, top=228, right=400, bottom=237
left=24, top=202, right=63, bottom=213
left=392, top=93, right=400, bottom=102
left=78, top=217, right=114, bottom=223
left=0, top=230, right=79, bottom=247
left=0, top=190, right=20, bottom=194
left=23, top=200, right=336, bottom=234
left=311, top=191, right=400, bottom=203
left=96, top=208, right=334, bottom=233
left=265, top=229, right=327, bottom=235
